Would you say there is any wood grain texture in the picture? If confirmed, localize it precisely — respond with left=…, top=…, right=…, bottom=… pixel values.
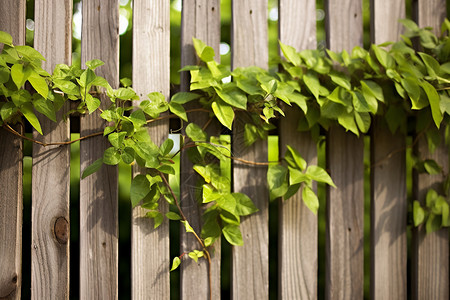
left=325, top=127, right=364, bottom=300
left=278, top=1, right=318, bottom=298
left=80, top=1, right=119, bottom=299
left=411, top=4, right=448, bottom=299
left=180, top=1, right=222, bottom=299
left=325, top=1, right=364, bottom=299
left=370, top=119, right=407, bottom=299
left=370, top=2, right=408, bottom=299
left=231, top=1, right=269, bottom=299
left=370, top=0, right=405, bottom=44
left=412, top=131, right=449, bottom=300
left=31, top=1, right=72, bottom=299
left=131, top=1, right=170, bottom=299
left=0, top=1, right=25, bottom=299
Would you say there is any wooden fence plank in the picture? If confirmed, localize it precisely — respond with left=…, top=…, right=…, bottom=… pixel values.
left=131, top=1, right=170, bottom=299
left=31, top=1, right=72, bottom=299
left=179, top=1, right=222, bottom=299
left=231, top=1, right=269, bottom=299
left=370, top=2, right=407, bottom=299
left=411, top=3, right=448, bottom=299
left=324, top=1, right=364, bottom=299
left=80, top=1, right=119, bottom=299
left=370, top=121, right=407, bottom=299
left=0, top=1, right=25, bottom=299
left=278, top=0, right=318, bottom=299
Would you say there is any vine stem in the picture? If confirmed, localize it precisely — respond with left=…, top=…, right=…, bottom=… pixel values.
left=3, top=123, right=103, bottom=146
left=158, top=171, right=213, bottom=300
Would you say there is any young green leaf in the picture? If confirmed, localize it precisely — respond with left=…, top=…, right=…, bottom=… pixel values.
left=170, top=257, right=181, bottom=271
left=0, top=31, right=13, bottom=46
left=222, top=224, right=244, bottom=246
left=267, top=164, right=289, bottom=201
left=302, top=185, right=319, bottom=215
left=232, top=193, right=258, bottom=216
left=212, top=99, right=234, bottom=130
left=130, top=174, right=151, bottom=207
left=166, top=212, right=182, bottom=220
left=81, top=158, right=103, bottom=179
left=21, top=102, right=43, bottom=134
left=103, top=147, right=121, bottom=165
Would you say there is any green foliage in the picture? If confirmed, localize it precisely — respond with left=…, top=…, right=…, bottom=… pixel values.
left=1, top=19, right=450, bottom=273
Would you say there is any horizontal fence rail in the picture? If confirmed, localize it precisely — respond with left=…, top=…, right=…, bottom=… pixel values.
left=0, top=0, right=448, bottom=299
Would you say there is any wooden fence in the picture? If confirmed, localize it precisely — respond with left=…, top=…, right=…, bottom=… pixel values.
left=0, top=0, right=448, bottom=299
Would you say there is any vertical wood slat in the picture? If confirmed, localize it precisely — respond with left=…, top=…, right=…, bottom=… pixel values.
left=180, top=1, right=222, bottom=299
left=278, top=0, right=318, bottom=299
left=370, top=1, right=407, bottom=299
left=0, top=1, right=25, bottom=299
left=324, top=1, right=364, bottom=299
left=131, top=1, right=170, bottom=299
left=412, top=3, right=449, bottom=299
left=31, top=1, right=72, bottom=299
left=231, top=1, right=269, bottom=299
left=80, top=1, right=119, bottom=299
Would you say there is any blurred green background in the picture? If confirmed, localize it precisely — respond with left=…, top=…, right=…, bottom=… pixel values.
left=20, top=0, right=449, bottom=299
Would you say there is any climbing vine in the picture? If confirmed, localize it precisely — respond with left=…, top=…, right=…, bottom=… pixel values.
left=1, top=19, right=450, bottom=297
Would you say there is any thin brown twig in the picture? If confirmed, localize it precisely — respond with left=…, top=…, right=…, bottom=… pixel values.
left=159, top=171, right=212, bottom=300
left=3, top=123, right=104, bottom=146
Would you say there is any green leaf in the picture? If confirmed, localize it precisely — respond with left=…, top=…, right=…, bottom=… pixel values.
left=0, top=101, right=18, bottom=121
left=160, top=138, right=174, bottom=156
left=280, top=41, right=301, bottom=66
left=202, top=184, right=222, bottom=203
left=267, top=165, right=289, bottom=201
left=232, top=193, right=258, bottom=216
left=85, top=93, right=101, bottom=114
left=215, top=87, right=247, bottom=110
left=302, top=185, right=319, bottom=215
left=212, top=99, right=234, bottom=130
left=372, top=45, right=394, bottom=69
left=305, top=165, right=336, bottom=187
left=361, top=80, right=384, bottom=102
left=418, top=52, right=440, bottom=78
left=186, top=123, right=207, bottom=142
left=171, top=92, right=200, bottom=104
left=285, top=145, right=307, bottom=170
left=354, top=111, right=371, bottom=134
left=424, top=159, right=442, bottom=175
left=129, top=109, right=147, bottom=128
left=85, top=59, right=104, bottom=70
left=11, top=64, right=30, bottom=89
left=15, top=45, right=46, bottom=61
left=130, top=174, right=151, bottom=207
left=103, top=147, right=121, bottom=165
left=33, top=96, right=56, bottom=122
left=192, top=37, right=215, bottom=62
left=108, top=132, right=126, bottom=149
left=329, top=72, right=351, bottom=90
left=81, top=158, right=103, bottom=179
left=338, top=111, right=359, bottom=136
left=115, top=87, right=138, bottom=100
left=28, top=71, right=48, bottom=98
left=121, top=147, right=135, bottom=164
left=21, top=102, right=42, bottom=134
left=181, top=220, right=195, bottom=233
left=166, top=212, right=182, bottom=220
left=0, top=31, right=13, bottom=46
left=413, top=201, right=425, bottom=226
left=170, top=257, right=181, bottom=271
left=53, top=79, right=80, bottom=95
left=303, top=71, right=320, bottom=100
left=222, top=224, right=244, bottom=246
left=169, top=102, right=187, bottom=121
left=420, top=80, right=442, bottom=128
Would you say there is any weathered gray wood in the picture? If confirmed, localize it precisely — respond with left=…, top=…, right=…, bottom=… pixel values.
left=325, top=1, right=364, bottom=299
left=131, top=1, right=170, bottom=299
left=180, top=1, right=222, bottom=299
left=412, top=132, right=449, bottom=300
left=278, top=0, right=318, bottom=299
left=31, top=1, right=72, bottom=299
left=370, top=2, right=407, bottom=299
left=325, top=128, right=364, bottom=299
left=370, top=120, right=407, bottom=299
left=411, top=4, right=448, bottom=300
left=0, top=1, right=25, bottom=299
left=231, top=1, right=269, bottom=299
left=80, top=1, right=119, bottom=299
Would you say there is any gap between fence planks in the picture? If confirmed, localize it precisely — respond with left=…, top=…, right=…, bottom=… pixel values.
left=131, top=1, right=170, bottom=299
left=0, top=1, right=25, bottom=299
left=31, top=1, right=72, bottom=299
left=278, top=0, right=318, bottom=299
left=79, top=1, right=119, bottom=299
left=179, top=1, right=222, bottom=299
left=231, top=0, right=269, bottom=299
left=412, top=2, right=449, bottom=298
left=325, top=1, right=365, bottom=299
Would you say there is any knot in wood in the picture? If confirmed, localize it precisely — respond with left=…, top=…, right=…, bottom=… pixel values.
left=54, top=217, right=69, bottom=244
